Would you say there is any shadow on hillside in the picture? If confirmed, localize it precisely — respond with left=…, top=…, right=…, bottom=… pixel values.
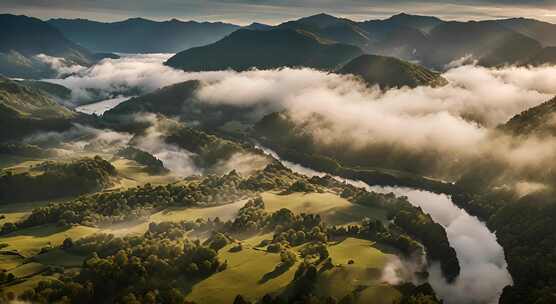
left=258, top=262, right=293, bottom=284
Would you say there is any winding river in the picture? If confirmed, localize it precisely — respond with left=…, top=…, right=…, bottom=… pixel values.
left=258, top=147, right=512, bottom=304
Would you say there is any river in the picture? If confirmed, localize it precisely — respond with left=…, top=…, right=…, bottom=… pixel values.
left=75, top=96, right=131, bottom=115
left=258, top=146, right=512, bottom=304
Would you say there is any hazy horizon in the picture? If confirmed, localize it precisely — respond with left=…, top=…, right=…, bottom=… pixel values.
left=2, top=0, right=556, bottom=25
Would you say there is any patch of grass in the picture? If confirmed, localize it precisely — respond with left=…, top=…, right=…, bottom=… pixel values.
left=261, top=192, right=388, bottom=225
left=150, top=199, right=249, bottom=223
left=314, top=238, right=401, bottom=304
left=0, top=224, right=98, bottom=257
left=187, top=234, right=296, bottom=303
left=0, top=253, right=25, bottom=270
left=0, top=200, right=54, bottom=226
left=109, top=158, right=178, bottom=190
left=7, top=262, right=47, bottom=278
left=2, top=274, right=58, bottom=295
left=32, top=249, right=86, bottom=268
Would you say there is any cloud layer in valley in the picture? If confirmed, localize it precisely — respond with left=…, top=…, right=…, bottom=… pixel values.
left=46, top=54, right=556, bottom=183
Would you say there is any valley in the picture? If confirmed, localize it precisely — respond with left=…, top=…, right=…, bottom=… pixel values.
left=1, top=6, right=556, bottom=304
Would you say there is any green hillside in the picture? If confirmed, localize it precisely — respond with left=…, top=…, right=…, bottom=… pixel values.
left=338, top=54, right=447, bottom=89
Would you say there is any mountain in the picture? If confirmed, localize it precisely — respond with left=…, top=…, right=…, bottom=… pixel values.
left=525, top=47, right=556, bottom=66
left=420, top=21, right=543, bottom=69
left=359, top=13, right=442, bottom=34
left=48, top=17, right=241, bottom=53
left=165, top=28, right=364, bottom=72
left=0, top=76, right=76, bottom=140
left=501, top=97, right=556, bottom=136
left=0, top=14, right=97, bottom=78
left=278, top=13, right=372, bottom=50
left=103, top=81, right=201, bottom=119
left=338, top=54, right=447, bottom=89
left=103, top=80, right=272, bottom=130
left=244, top=22, right=273, bottom=31
left=494, top=18, right=556, bottom=47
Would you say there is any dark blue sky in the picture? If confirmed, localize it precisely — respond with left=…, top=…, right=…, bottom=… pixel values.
left=2, top=0, right=556, bottom=24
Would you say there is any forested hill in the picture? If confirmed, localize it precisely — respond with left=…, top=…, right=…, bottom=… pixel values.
left=164, top=28, right=363, bottom=72
left=501, top=96, right=556, bottom=136
left=338, top=54, right=447, bottom=89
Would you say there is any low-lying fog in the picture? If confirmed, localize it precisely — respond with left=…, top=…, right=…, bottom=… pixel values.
left=40, top=53, right=556, bottom=188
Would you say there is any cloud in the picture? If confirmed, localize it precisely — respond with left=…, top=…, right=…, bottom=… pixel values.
left=130, top=114, right=202, bottom=176
left=49, top=54, right=556, bottom=184
left=35, top=54, right=86, bottom=77
left=212, top=152, right=270, bottom=175
left=43, top=53, right=237, bottom=103
left=195, top=63, right=556, bottom=181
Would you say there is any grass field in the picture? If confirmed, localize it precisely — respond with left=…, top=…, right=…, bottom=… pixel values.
left=314, top=238, right=401, bottom=304
left=187, top=233, right=297, bottom=303
left=7, top=262, right=47, bottom=278
left=2, top=274, right=59, bottom=295
left=150, top=199, right=249, bottom=223
left=0, top=200, right=55, bottom=226
left=0, top=253, right=25, bottom=271
left=261, top=192, right=388, bottom=225
left=109, top=158, right=179, bottom=190
left=33, top=249, right=86, bottom=268
left=0, top=224, right=98, bottom=257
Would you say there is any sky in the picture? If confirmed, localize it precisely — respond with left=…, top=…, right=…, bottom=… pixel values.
left=1, top=0, right=556, bottom=25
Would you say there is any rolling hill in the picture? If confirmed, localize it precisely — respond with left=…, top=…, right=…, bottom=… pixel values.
left=48, top=17, right=240, bottom=53
left=338, top=54, right=447, bottom=89
left=165, top=28, right=364, bottom=72
left=501, top=96, right=556, bottom=136
left=0, top=76, right=76, bottom=140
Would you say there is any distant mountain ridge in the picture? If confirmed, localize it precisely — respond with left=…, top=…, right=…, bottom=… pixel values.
left=164, top=12, right=556, bottom=71
left=48, top=17, right=241, bottom=53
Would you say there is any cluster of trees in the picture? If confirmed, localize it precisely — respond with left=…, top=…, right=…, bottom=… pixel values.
left=165, top=124, right=247, bottom=168
left=116, top=146, right=168, bottom=174
left=327, top=218, right=422, bottom=259
left=1, top=161, right=310, bottom=235
left=0, top=269, right=15, bottom=284
left=19, top=225, right=226, bottom=304
left=0, top=156, right=116, bottom=203
left=1, top=171, right=249, bottom=233
left=286, top=180, right=322, bottom=194
left=239, top=161, right=303, bottom=191
left=269, top=210, right=327, bottom=247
